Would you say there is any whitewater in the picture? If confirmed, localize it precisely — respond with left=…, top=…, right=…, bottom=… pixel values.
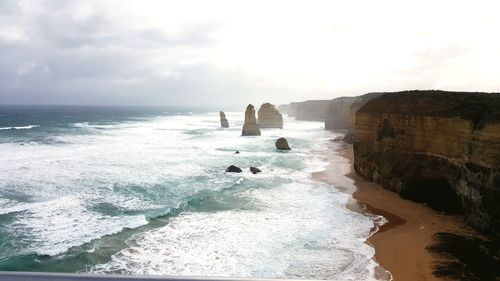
left=0, top=106, right=385, bottom=280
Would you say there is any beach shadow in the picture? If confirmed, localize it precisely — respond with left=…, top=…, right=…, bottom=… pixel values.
left=427, top=232, right=500, bottom=281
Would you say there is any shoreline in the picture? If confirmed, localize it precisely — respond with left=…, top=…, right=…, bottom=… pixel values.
left=312, top=142, right=476, bottom=281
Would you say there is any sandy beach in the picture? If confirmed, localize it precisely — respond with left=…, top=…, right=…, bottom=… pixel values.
left=313, top=142, right=477, bottom=281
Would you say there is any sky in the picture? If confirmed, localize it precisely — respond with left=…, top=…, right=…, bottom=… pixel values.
left=0, top=0, right=499, bottom=108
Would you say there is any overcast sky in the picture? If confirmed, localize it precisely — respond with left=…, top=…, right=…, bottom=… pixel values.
left=1, top=0, right=499, bottom=107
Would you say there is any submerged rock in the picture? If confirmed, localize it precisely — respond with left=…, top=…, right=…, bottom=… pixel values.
left=242, top=104, right=261, bottom=136
left=220, top=111, right=229, bottom=128
left=257, top=103, right=283, bottom=129
left=250, top=166, right=261, bottom=174
left=275, top=137, right=291, bottom=150
left=225, top=165, right=242, bottom=173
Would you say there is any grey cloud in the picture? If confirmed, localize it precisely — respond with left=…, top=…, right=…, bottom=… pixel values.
left=27, top=2, right=217, bottom=49
left=1, top=62, right=294, bottom=108
left=0, top=1, right=329, bottom=107
left=0, top=0, right=22, bottom=18
left=0, top=1, right=239, bottom=107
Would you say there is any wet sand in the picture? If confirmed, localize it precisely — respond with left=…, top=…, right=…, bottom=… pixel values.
left=313, top=142, right=476, bottom=281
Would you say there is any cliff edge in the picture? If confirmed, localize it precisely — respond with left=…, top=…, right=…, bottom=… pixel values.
left=353, top=90, right=500, bottom=235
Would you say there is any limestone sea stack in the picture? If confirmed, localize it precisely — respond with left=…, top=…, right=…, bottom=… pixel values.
left=275, top=137, right=291, bottom=150
left=258, top=103, right=283, bottom=129
left=220, top=111, right=229, bottom=128
left=353, top=90, right=500, bottom=236
left=242, top=104, right=261, bottom=136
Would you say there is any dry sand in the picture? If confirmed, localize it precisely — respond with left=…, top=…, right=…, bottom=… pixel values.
left=313, top=142, right=476, bottom=281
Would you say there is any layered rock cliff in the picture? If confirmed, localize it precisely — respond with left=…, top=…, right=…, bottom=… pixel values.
left=295, top=100, right=331, bottom=121
left=220, top=111, right=229, bottom=128
left=325, top=93, right=383, bottom=142
left=353, top=90, right=500, bottom=235
left=258, top=103, right=283, bottom=129
left=287, top=102, right=300, bottom=117
left=242, top=104, right=261, bottom=136
left=325, top=96, right=358, bottom=130
left=277, top=104, right=289, bottom=115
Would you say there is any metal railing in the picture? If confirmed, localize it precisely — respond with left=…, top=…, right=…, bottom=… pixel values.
left=0, top=272, right=312, bottom=281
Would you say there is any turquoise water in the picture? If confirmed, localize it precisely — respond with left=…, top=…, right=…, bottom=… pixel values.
left=0, top=106, right=383, bottom=280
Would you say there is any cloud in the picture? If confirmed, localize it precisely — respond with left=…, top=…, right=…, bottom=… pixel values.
left=0, top=0, right=499, bottom=107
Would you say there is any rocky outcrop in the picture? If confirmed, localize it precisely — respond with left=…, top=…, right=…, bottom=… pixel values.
left=258, top=103, right=283, bottom=129
left=242, top=104, right=261, bottom=136
left=220, top=111, right=229, bottom=128
left=226, top=165, right=242, bottom=173
left=250, top=167, right=261, bottom=174
left=353, top=90, right=500, bottom=235
left=275, top=137, right=291, bottom=150
left=295, top=100, right=330, bottom=121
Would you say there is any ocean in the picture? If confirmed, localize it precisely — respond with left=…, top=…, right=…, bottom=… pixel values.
left=0, top=105, right=385, bottom=280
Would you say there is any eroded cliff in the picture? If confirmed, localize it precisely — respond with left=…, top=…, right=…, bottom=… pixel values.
left=353, top=90, right=500, bottom=235
left=325, top=93, right=383, bottom=142
left=287, top=102, right=300, bottom=117
left=324, top=96, right=358, bottom=130
left=295, top=100, right=330, bottom=121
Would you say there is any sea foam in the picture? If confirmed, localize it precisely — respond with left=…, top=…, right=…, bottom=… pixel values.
left=0, top=125, right=39, bottom=130
left=0, top=109, right=386, bottom=279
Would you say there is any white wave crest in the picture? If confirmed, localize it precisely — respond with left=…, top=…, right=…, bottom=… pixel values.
left=0, top=125, right=39, bottom=130
left=8, top=196, right=148, bottom=256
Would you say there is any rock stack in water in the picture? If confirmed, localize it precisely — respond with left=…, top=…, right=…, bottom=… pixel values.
left=242, top=104, right=261, bottom=136
left=258, top=103, right=283, bottom=129
left=220, top=111, right=229, bottom=128
left=275, top=137, right=291, bottom=150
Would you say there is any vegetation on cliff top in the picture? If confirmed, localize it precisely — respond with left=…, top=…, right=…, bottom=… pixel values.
left=358, top=90, right=500, bottom=128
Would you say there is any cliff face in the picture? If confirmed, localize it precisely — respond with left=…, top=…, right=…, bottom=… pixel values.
left=258, top=103, right=283, bottom=129
left=295, top=100, right=331, bottom=121
left=277, top=104, right=289, bottom=115
left=242, top=104, right=261, bottom=136
left=287, top=102, right=300, bottom=117
left=353, top=90, right=500, bottom=235
left=325, top=96, right=358, bottom=130
left=325, top=93, right=384, bottom=143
